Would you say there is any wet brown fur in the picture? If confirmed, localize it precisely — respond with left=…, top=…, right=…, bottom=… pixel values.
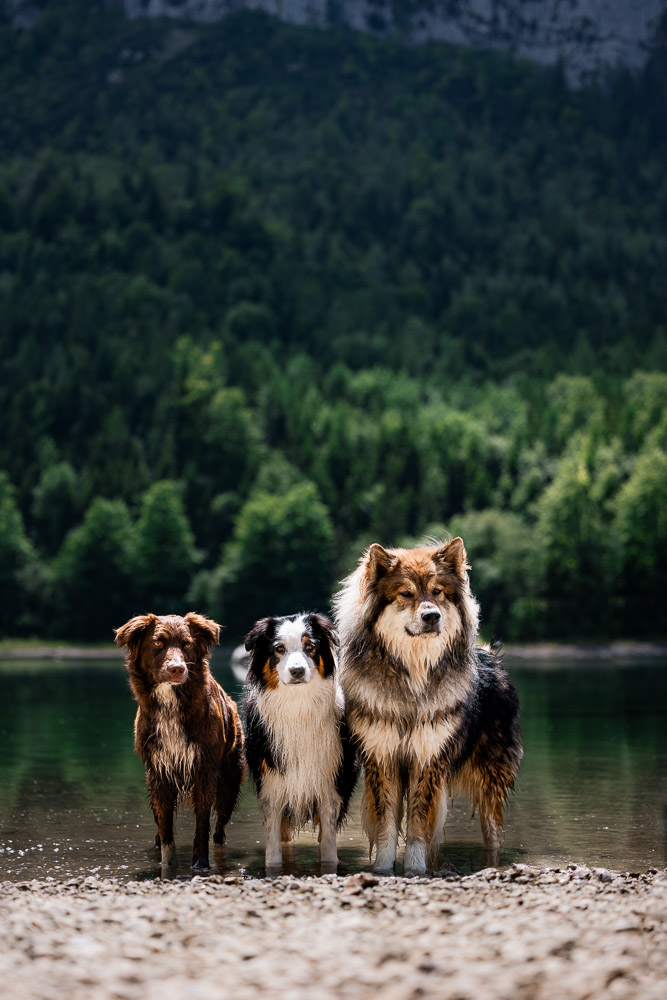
left=115, top=612, right=245, bottom=870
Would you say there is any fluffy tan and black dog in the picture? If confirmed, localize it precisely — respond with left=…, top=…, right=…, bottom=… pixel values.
left=334, top=538, right=522, bottom=875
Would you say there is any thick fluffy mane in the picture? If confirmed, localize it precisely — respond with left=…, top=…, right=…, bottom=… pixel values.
left=334, top=542, right=480, bottom=682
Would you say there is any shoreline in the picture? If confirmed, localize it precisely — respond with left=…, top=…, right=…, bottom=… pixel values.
left=1, top=639, right=667, bottom=661
left=0, top=865, right=664, bottom=1000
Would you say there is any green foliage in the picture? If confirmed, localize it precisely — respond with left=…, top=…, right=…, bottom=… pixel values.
left=0, top=472, right=39, bottom=635
left=205, top=481, right=335, bottom=639
left=134, top=480, right=200, bottom=612
left=614, top=448, right=667, bottom=628
left=447, top=510, right=546, bottom=641
left=0, top=7, right=666, bottom=639
left=32, top=460, right=81, bottom=555
left=51, top=497, right=137, bottom=640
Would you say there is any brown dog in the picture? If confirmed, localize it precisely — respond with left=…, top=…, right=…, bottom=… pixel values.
left=115, top=612, right=245, bottom=870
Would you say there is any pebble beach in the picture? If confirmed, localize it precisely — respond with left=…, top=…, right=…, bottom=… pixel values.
left=1, top=864, right=665, bottom=1000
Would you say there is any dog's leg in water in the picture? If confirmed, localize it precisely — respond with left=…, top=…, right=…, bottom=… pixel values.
left=318, top=794, right=340, bottom=867
left=363, top=756, right=403, bottom=874
left=260, top=777, right=284, bottom=867
left=405, top=759, right=448, bottom=875
left=150, top=780, right=177, bottom=866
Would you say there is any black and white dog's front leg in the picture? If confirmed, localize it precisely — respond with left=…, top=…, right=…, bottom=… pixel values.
left=260, top=773, right=285, bottom=868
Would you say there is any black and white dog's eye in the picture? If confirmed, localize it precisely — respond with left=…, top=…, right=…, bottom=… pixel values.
left=274, top=644, right=286, bottom=655
left=304, top=643, right=316, bottom=656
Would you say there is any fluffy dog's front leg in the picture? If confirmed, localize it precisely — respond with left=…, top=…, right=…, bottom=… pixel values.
left=405, top=757, right=448, bottom=875
left=318, top=793, right=341, bottom=867
left=362, top=756, right=403, bottom=874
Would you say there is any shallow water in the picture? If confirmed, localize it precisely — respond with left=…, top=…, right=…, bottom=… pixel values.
left=0, top=652, right=665, bottom=881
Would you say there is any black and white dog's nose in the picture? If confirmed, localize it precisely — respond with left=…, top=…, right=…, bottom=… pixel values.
left=289, top=665, right=306, bottom=681
left=421, top=609, right=441, bottom=624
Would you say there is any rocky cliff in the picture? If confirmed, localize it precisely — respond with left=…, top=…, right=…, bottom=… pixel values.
left=7, top=1, right=667, bottom=81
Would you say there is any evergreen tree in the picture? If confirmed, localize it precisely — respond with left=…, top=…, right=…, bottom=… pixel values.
left=134, top=480, right=199, bottom=612
left=51, top=498, right=136, bottom=640
left=209, top=481, right=335, bottom=640
left=0, top=472, right=40, bottom=636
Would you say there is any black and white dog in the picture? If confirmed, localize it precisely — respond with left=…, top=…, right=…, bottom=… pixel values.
left=244, top=612, right=359, bottom=868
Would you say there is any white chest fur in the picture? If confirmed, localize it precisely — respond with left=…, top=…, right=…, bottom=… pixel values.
left=150, top=683, right=196, bottom=787
left=256, top=675, right=343, bottom=819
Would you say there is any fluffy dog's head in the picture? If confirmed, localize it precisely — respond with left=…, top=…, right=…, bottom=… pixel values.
left=115, top=612, right=220, bottom=688
left=336, top=538, right=479, bottom=676
left=244, top=612, right=337, bottom=690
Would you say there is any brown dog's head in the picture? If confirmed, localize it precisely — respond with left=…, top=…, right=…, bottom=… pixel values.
left=115, top=612, right=220, bottom=688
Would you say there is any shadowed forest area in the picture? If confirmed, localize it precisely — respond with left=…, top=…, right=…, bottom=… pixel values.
left=1, top=2, right=667, bottom=642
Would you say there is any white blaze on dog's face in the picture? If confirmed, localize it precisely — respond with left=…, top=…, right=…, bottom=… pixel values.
left=273, top=615, right=319, bottom=685
left=362, top=538, right=478, bottom=672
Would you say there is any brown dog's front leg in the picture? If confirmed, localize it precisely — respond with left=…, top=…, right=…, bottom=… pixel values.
left=149, top=776, right=177, bottom=866
left=192, top=804, right=211, bottom=870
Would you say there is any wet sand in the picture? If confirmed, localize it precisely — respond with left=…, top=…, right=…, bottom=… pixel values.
left=1, top=865, right=665, bottom=1000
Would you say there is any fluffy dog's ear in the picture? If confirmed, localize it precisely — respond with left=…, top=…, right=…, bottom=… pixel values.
left=433, top=537, right=470, bottom=576
left=365, top=543, right=397, bottom=580
left=184, top=612, right=221, bottom=651
left=308, top=613, right=338, bottom=678
left=114, top=614, right=157, bottom=651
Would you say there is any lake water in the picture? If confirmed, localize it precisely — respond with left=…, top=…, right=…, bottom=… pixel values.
left=1, top=652, right=665, bottom=882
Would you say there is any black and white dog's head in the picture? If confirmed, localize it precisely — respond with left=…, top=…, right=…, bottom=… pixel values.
left=244, top=613, right=337, bottom=689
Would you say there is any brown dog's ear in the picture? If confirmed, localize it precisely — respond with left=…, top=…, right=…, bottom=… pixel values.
left=365, top=543, right=397, bottom=581
left=244, top=617, right=275, bottom=652
left=115, top=614, right=157, bottom=651
left=433, top=537, right=470, bottom=576
left=184, top=612, right=221, bottom=651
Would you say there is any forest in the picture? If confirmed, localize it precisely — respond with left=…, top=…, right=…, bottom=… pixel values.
left=1, top=1, right=666, bottom=642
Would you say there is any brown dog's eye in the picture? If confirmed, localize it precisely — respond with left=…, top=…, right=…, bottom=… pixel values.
left=153, top=640, right=163, bottom=648
left=184, top=640, right=193, bottom=648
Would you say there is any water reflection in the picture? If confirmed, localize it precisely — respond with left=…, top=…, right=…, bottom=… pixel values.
left=0, top=653, right=665, bottom=881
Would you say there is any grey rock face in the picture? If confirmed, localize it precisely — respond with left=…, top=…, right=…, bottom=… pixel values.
left=7, top=1, right=667, bottom=82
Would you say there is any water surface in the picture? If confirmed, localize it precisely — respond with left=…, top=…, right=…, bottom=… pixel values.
left=1, top=653, right=665, bottom=881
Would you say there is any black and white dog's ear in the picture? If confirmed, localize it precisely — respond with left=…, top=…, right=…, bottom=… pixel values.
left=244, top=617, right=275, bottom=652
left=244, top=617, right=276, bottom=685
left=308, top=613, right=338, bottom=677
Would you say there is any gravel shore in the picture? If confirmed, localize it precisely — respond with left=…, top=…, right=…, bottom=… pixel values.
left=1, top=865, right=665, bottom=1000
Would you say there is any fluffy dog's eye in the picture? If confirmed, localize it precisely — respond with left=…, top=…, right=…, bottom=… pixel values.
left=432, top=587, right=443, bottom=596
left=274, top=644, right=286, bottom=655
left=399, top=591, right=413, bottom=599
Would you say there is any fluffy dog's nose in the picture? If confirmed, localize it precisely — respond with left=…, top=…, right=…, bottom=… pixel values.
left=289, top=665, right=305, bottom=681
left=421, top=609, right=441, bottom=624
